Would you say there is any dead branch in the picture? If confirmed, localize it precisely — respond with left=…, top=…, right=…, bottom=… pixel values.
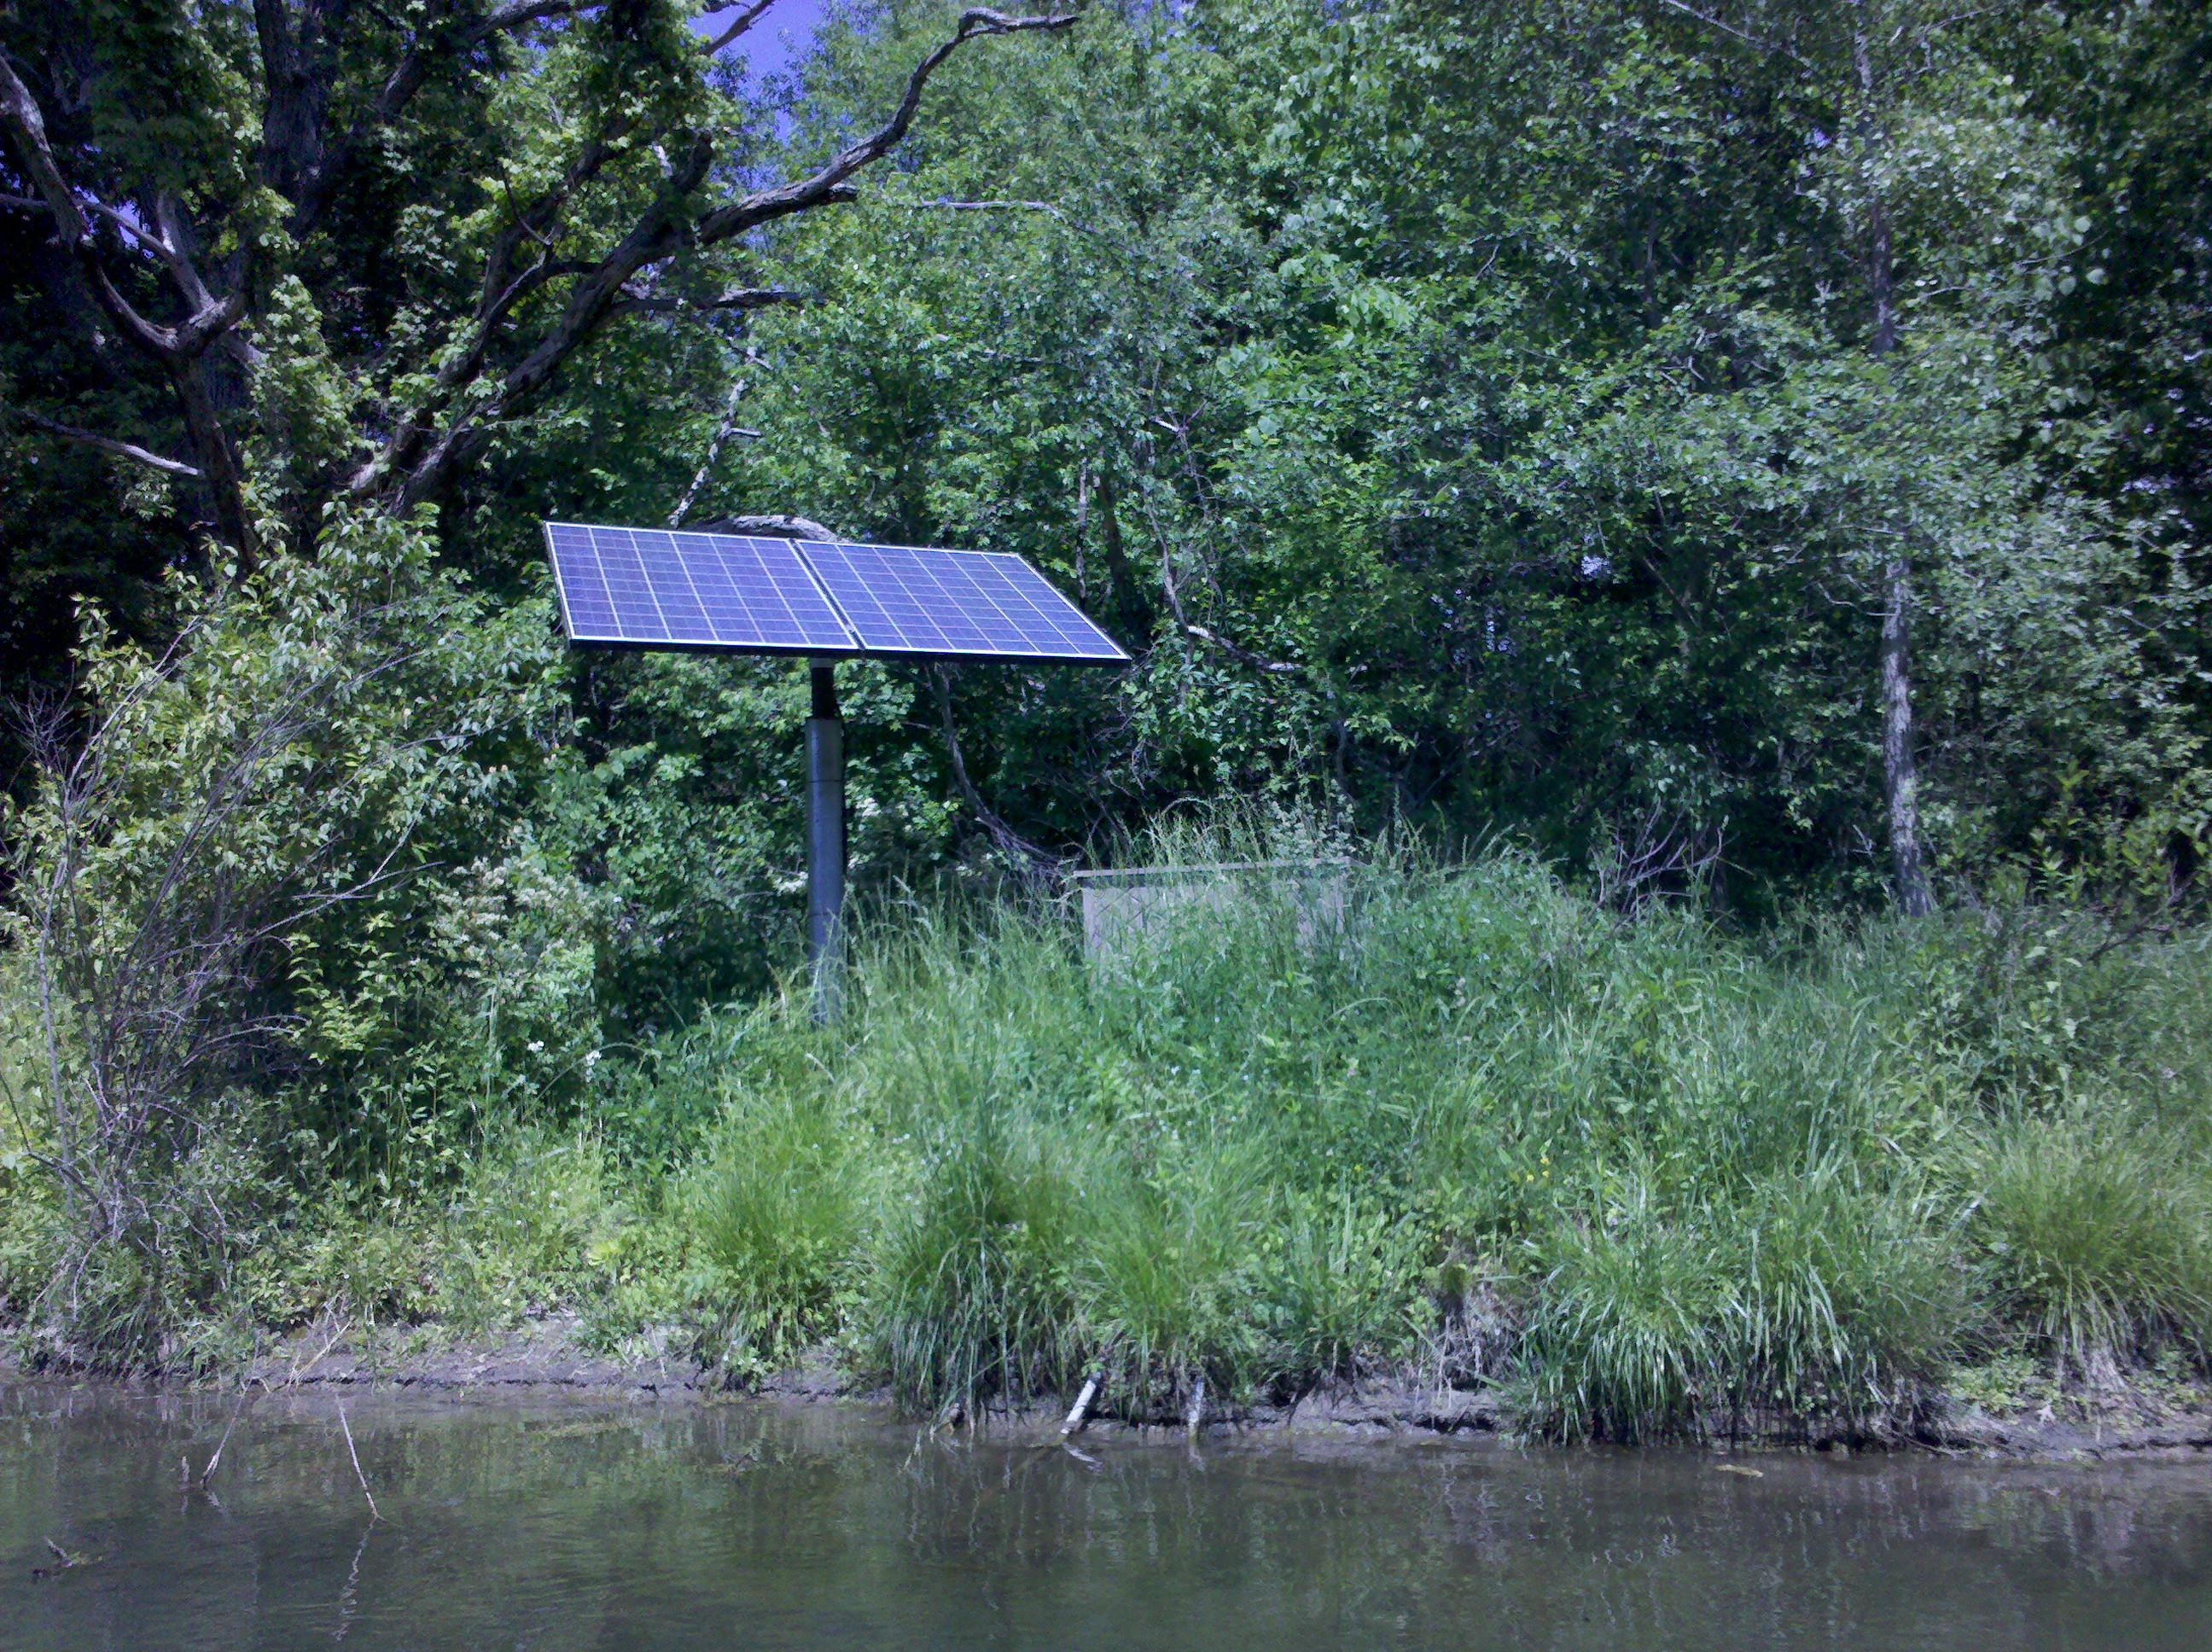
left=880, top=196, right=1068, bottom=219
left=932, top=666, right=1064, bottom=870
left=2, top=405, right=205, bottom=479
left=693, top=513, right=840, bottom=539
left=669, top=376, right=758, bottom=526
left=1593, top=804, right=1726, bottom=916
left=1656, top=0, right=1811, bottom=66
left=1183, top=623, right=1299, bottom=675
left=336, top=1405, right=381, bottom=1521
left=608, top=284, right=806, bottom=317
left=700, top=0, right=783, bottom=55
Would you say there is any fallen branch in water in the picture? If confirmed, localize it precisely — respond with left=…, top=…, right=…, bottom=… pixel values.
left=1061, top=1370, right=1101, bottom=1435
left=337, top=1405, right=382, bottom=1521
left=195, top=1385, right=253, bottom=1486
left=33, top=1537, right=103, bottom=1579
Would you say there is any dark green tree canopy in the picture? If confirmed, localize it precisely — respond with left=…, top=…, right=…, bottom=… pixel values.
left=1, top=0, right=1074, bottom=562
left=3, top=0, right=2207, bottom=950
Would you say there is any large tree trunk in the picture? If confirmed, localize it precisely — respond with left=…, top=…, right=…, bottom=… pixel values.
left=1856, top=14, right=1931, bottom=915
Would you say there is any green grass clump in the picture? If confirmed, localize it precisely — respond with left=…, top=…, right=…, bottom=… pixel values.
left=870, top=1111, right=1086, bottom=1415
left=1073, top=1137, right=1268, bottom=1404
left=1971, top=1109, right=2212, bottom=1374
left=1720, top=1170, right=1965, bottom=1422
left=690, top=1091, right=871, bottom=1365
left=1516, top=1206, right=1732, bottom=1441
left=1254, top=1189, right=1421, bottom=1387
left=1507, top=1170, right=1965, bottom=1441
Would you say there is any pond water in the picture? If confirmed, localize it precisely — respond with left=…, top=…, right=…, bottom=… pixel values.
left=3, top=1384, right=2209, bottom=1650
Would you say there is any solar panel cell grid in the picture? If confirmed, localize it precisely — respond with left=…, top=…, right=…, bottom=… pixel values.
left=798, top=542, right=1126, bottom=662
left=542, top=523, right=860, bottom=653
left=544, top=524, right=620, bottom=637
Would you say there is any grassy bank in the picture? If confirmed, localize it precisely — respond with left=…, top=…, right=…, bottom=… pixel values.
left=9, top=837, right=2212, bottom=1443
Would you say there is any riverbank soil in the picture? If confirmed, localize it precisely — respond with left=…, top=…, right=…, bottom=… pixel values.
left=17, top=1317, right=2202, bottom=1463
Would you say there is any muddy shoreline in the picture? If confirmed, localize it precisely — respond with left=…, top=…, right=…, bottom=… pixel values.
left=12, top=1316, right=2212, bottom=1464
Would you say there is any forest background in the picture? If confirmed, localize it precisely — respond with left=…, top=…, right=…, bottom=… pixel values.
left=2, top=0, right=2210, bottom=1440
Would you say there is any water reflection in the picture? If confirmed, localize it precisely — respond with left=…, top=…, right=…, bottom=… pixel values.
left=2, top=1384, right=2208, bottom=1650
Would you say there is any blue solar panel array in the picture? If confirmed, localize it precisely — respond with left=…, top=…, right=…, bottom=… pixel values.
left=541, top=522, right=1127, bottom=664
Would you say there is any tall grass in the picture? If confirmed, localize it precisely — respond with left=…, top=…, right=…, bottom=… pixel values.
left=1971, top=1109, right=2212, bottom=1375
left=689, top=1091, right=870, bottom=1363
left=639, top=823, right=2212, bottom=1434
left=871, top=1111, right=1085, bottom=1412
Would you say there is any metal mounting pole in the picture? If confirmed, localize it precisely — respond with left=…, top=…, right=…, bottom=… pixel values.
left=805, top=661, right=846, bottom=1022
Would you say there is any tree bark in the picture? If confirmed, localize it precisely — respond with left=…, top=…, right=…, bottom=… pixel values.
left=1855, top=10, right=1930, bottom=915
left=1879, top=554, right=1932, bottom=916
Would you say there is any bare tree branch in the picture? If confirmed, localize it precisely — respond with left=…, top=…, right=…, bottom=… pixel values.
left=880, top=196, right=1066, bottom=218
left=692, top=10, right=1080, bottom=248
left=3, top=405, right=205, bottom=479
left=1655, top=0, right=1810, bottom=66
left=932, top=666, right=1063, bottom=869
left=608, top=284, right=806, bottom=317
left=12, top=3, right=1080, bottom=553
left=701, top=0, right=783, bottom=55
left=1, top=57, right=256, bottom=556
left=387, top=9, right=1078, bottom=511
left=670, top=374, right=758, bottom=526
left=693, top=513, right=840, bottom=539
left=0, top=56, right=178, bottom=359
left=1183, top=623, right=1298, bottom=675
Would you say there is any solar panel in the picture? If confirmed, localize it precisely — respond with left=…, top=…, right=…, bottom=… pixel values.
left=797, top=541, right=1129, bottom=664
left=541, top=522, right=1127, bottom=664
left=543, top=522, right=861, bottom=654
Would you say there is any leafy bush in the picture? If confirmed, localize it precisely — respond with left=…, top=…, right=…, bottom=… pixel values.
left=9, top=512, right=579, bottom=1359
left=433, top=1130, right=628, bottom=1329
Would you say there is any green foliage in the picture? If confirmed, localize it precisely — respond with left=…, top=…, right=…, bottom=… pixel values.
left=0, top=968, right=56, bottom=1320
left=702, top=0, right=2210, bottom=905
left=222, top=1124, right=672, bottom=1349
left=1720, top=1172, right=1967, bottom=1422
left=1499, top=1170, right=1965, bottom=1444
left=432, top=1131, right=632, bottom=1331
left=1516, top=1212, right=1734, bottom=1444
left=1074, top=1138, right=1269, bottom=1400
left=1255, top=1189, right=1422, bottom=1386
left=6, top=509, right=596, bottom=1356
left=626, top=823, right=2212, bottom=1433
left=6, top=0, right=2212, bottom=1429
